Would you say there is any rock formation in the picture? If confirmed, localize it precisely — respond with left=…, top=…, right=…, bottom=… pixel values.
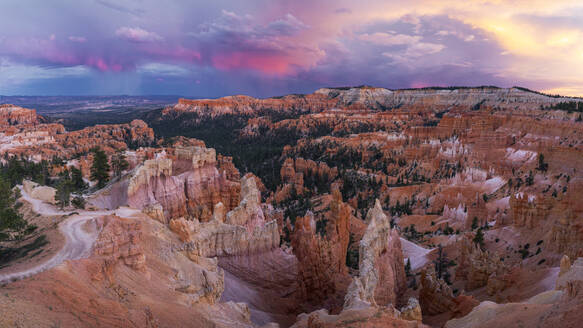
left=446, top=257, right=583, bottom=328
left=419, top=266, right=479, bottom=320
left=547, top=210, right=583, bottom=260
left=510, top=193, right=550, bottom=228
left=173, top=175, right=280, bottom=258
left=0, top=105, right=154, bottom=161
left=0, top=104, right=41, bottom=126
left=22, top=180, right=57, bottom=204
left=167, top=87, right=578, bottom=119
left=291, top=188, right=351, bottom=309
left=89, top=215, right=146, bottom=282
left=292, top=200, right=422, bottom=327
left=344, top=199, right=406, bottom=309
left=126, top=146, right=240, bottom=222
left=456, top=235, right=507, bottom=291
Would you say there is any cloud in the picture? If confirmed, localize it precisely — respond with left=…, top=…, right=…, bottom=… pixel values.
left=68, top=36, right=87, bottom=43
left=137, top=63, right=190, bottom=76
left=189, top=10, right=314, bottom=74
left=0, top=58, right=90, bottom=92
left=334, top=8, right=352, bottom=14
left=94, top=0, right=144, bottom=16
left=265, top=14, right=309, bottom=36
left=1, top=1, right=582, bottom=96
left=435, top=30, right=475, bottom=42
left=115, top=27, right=162, bottom=43
left=358, top=32, right=421, bottom=46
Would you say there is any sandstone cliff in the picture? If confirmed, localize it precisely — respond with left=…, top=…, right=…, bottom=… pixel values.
left=344, top=199, right=407, bottom=310
left=291, top=188, right=351, bottom=310
left=0, top=104, right=41, bottom=126
left=126, top=146, right=240, bottom=222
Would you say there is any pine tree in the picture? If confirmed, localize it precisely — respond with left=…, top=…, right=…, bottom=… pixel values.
left=90, top=148, right=110, bottom=189
left=471, top=217, right=478, bottom=230
left=71, top=167, right=86, bottom=192
left=111, top=152, right=129, bottom=178
left=0, top=177, right=28, bottom=241
left=537, top=154, right=548, bottom=172
left=55, top=178, right=72, bottom=209
left=405, top=258, right=412, bottom=277
left=473, top=228, right=485, bottom=249
left=526, top=170, right=534, bottom=186
left=433, top=244, right=449, bottom=279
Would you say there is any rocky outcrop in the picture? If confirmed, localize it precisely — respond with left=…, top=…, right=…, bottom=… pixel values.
left=291, top=188, right=351, bottom=308
left=344, top=199, right=406, bottom=310
left=0, top=109, right=154, bottom=161
left=90, top=215, right=146, bottom=282
left=175, top=175, right=280, bottom=258
left=456, top=235, right=507, bottom=291
left=559, top=255, right=572, bottom=277
left=510, top=193, right=550, bottom=228
left=224, top=175, right=265, bottom=230
left=127, top=157, right=186, bottom=221
left=291, top=306, right=429, bottom=328
left=126, top=146, right=240, bottom=222
left=547, top=210, right=583, bottom=260
left=142, top=203, right=165, bottom=223
left=0, top=105, right=41, bottom=126
left=22, top=180, right=57, bottom=204
left=445, top=258, right=583, bottom=328
left=168, top=87, right=580, bottom=120
left=556, top=257, right=583, bottom=297
left=420, top=266, right=479, bottom=319
left=56, top=119, right=154, bottom=154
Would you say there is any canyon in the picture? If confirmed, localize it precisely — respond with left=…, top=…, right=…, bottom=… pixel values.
left=0, top=86, right=582, bottom=327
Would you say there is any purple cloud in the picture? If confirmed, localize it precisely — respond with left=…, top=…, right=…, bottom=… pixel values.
left=334, top=8, right=352, bottom=14
left=68, top=36, right=87, bottom=43
left=115, top=27, right=163, bottom=43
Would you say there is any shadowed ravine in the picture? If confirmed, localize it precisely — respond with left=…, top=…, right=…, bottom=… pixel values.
left=219, top=250, right=300, bottom=327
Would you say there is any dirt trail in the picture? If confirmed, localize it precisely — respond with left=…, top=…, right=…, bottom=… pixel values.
left=0, top=187, right=140, bottom=284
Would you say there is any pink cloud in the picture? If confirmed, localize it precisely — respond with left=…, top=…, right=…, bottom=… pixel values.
left=211, top=52, right=291, bottom=75
left=410, top=81, right=432, bottom=88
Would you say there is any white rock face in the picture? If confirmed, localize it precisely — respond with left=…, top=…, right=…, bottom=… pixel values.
left=23, top=180, right=57, bottom=204
left=127, top=158, right=173, bottom=196
left=225, top=175, right=264, bottom=231
left=344, top=199, right=406, bottom=310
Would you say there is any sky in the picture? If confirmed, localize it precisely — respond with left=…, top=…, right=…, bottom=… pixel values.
left=0, top=0, right=582, bottom=97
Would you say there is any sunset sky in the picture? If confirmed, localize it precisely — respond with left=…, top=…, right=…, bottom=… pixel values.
left=1, top=0, right=582, bottom=97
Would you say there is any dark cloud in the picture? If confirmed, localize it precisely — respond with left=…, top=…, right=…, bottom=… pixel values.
left=94, top=0, right=144, bottom=16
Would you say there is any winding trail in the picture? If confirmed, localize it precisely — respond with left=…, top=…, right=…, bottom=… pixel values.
left=0, top=186, right=140, bottom=284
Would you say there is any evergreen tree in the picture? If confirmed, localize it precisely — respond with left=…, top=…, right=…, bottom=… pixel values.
left=71, top=167, right=86, bottom=192
left=537, top=154, right=548, bottom=172
left=471, top=217, right=479, bottom=230
left=473, top=228, right=485, bottom=249
left=55, top=178, right=72, bottom=209
left=72, top=196, right=86, bottom=209
left=433, top=244, right=449, bottom=279
left=111, top=152, right=129, bottom=178
left=90, top=148, right=110, bottom=189
left=0, top=177, right=30, bottom=241
left=405, top=258, right=412, bottom=277
left=526, top=170, right=534, bottom=186
left=409, top=275, right=418, bottom=290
